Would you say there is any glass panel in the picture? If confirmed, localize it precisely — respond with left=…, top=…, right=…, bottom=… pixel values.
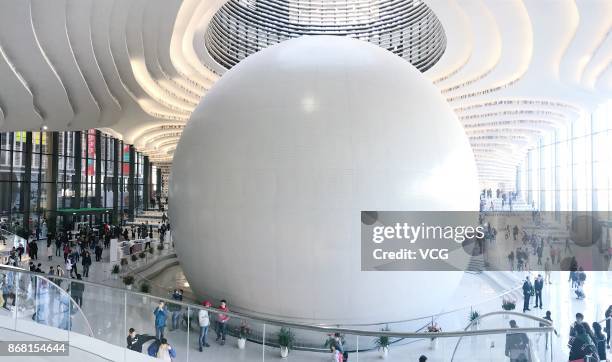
left=14, top=272, right=69, bottom=342
left=0, top=269, right=16, bottom=329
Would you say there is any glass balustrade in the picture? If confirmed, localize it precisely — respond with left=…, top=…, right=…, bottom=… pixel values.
left=0, top=265, right=554, bottom=361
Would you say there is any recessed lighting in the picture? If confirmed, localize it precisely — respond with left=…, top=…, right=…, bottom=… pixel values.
left=42, top=125, right=48, bottom=130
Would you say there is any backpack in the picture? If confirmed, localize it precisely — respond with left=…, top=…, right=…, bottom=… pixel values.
left=147, top=339, right=160, bottom=357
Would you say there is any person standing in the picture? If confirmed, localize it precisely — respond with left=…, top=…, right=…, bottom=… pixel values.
left=544, top=258, right=552, bottom=284
left=522, top=276, right=533, bottom=312
left=156, top=338, right=176, bottom=361
left=46, top=239, right=53, bottom=261
left=30, top=240, right=38, bottom=260
left=568, top=324, right=597, bottom=361
left=533, top=274, right=544, bottom=309
left=55, top=237, right=62, bottom=257
left=593, top=322, right=607, bottom=361
left=505, top=320, right=530, bottom=362
left=198, top=301, right=211, bottom=351
left=215, top=299, right=230, bottom=345
left=70, top=274, right=85, bottom=307
left=169, top=289, right=183, bottom=331
left=605, top=305, right=612, bottom=349
left=81, top=251, right=92, bottom=278
left=153, top=301, right=168, bottom=340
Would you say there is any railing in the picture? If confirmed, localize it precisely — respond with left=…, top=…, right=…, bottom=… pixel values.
left=0, top=228, right=28, bottom=264
left=0, top=265, right=555, bottom=361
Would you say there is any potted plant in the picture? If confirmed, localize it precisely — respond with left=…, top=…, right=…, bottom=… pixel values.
left=148, top=247, right=154, bottom=255
left=236, top=320, right=250, bottom=349
left=123, top=275, right=135, bottom=290
left=138, top=251, right=146, bottom=263
left=131, top=254, right=138, bottom=262
left=469, top=310, right=480, bottom=330
left=427, top=322, right=442, bottom=349
left=277, top=327, right=294, bottom=358
left=375, top=327, right=391, bottom=359
left=501, top=297, right=516, bottom=319
left=157, top=243, right=164, bottom=253
left=111, top=264, right=120, bottom=279
left=140, top=282, right=151, bottom=304
left=120, top=257, right=128, bottom=271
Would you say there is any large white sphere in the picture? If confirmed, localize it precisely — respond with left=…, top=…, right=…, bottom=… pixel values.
left=170, top=36, right=479, bottom=324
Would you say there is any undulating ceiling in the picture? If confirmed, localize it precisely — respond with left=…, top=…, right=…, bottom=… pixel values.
left=0, top=0, right=610, bottom=186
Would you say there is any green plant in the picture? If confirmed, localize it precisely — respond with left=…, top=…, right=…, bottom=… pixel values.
left=122, top=275, right=135, bottom=286
left=277, top=327, right=295, bottom=350
left=140, top=282, right=151, bottom=293
left=157, top=243, right=165, bottom=251
left=237, top=320, right=251, bottom=339
left=148, top=247, right=154, bottom=254
left=131, top=254, right=138, bottom=262
left=469, top=310, right=480, bottom=322
left=138, top=251, right=146, bottom=259
left=120, top=258, right=128, bottom=266
left=111, top=264, right=120, bottom=274
left=375, top=327, right=391, bottom=350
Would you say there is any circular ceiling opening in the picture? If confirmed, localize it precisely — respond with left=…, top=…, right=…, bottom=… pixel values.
left=205, top=0, right=446, bottom=72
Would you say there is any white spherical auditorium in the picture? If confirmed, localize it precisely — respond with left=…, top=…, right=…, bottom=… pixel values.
left=170, top=36, right=479, bottom=323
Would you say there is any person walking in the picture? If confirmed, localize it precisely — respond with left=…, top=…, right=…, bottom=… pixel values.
left=522, top=276, right=533, bottom=312
left=153, top=301, right=168, bottom=340
left=198, top=301, right=211, bottom=351
left=533, top=274, right=544, bottom=309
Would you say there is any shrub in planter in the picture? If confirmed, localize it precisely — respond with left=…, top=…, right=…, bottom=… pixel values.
left=131, top=254, right=138, bottom=262
left=469, top=310, right=481, bottom=329
left=140, top=282, right=151, bottom=294
left=120, top=258, right=128, bottom=266
left=501, top=297, right=516, bottom=311
left=277, top=327, right=295, bottom=358
left=111, top=264, right=120, bottom=274
left=138, top=251, right=146, bottom=259
left=236, top=320, right=250, bottom=349
left=123, top=275, right=135, bottom=289
left=157, top=243, right=165, bottom=251
left=375, top=327, right=391, bottom=359
left=148, top=247, right=154, bottom=254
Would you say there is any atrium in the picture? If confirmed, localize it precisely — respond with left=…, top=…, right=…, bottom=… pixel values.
left=0, top=0, right=611, bottom=361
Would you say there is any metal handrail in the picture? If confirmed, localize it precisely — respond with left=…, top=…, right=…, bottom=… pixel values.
left=0, top=264, right=551, bottom=339
left=450, top=311, right=554, bottom=362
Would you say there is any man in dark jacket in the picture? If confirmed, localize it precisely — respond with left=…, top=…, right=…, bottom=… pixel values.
left=127, top=328, right=156, bottom=353
left=533, top=274, right=544, bottom=309
left=70, top=274, right=85, bottom=307
left=522, top=276, right=533, bottom=312
left=81, top=251, right=92, bottom=278
left=505, top=320, right=530, bottom=362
